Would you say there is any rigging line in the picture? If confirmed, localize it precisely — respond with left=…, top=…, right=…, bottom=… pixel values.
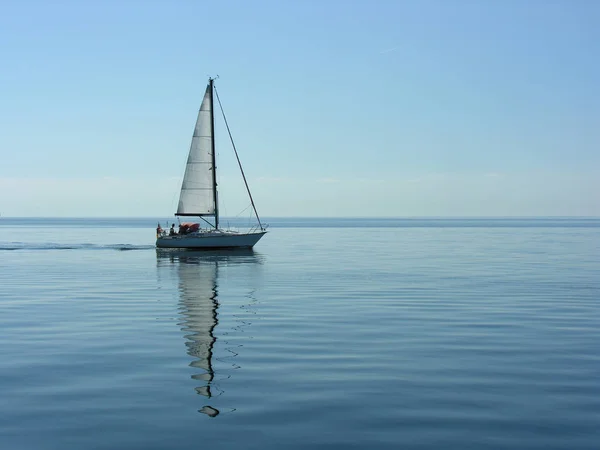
left=234, top=204, right=252, bottom=218
left=199, top=216, right=215, bottom=228
left=213, top=84, right=264, bottom=231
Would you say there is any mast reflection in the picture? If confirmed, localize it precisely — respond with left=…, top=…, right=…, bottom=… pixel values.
left=156, top=248, right=261, bottom=417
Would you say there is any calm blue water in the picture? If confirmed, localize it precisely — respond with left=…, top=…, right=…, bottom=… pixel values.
left=1, top=218, right=599, bottom=449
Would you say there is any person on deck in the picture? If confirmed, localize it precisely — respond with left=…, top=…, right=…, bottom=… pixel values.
left=169, top=224, right=175, bottom=236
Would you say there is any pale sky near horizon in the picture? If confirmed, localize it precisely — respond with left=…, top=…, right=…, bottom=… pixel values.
left=1, top=0, right=598, bottom=217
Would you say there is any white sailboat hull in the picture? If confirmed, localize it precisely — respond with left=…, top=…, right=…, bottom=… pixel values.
left=156, top=230, right=266, bottom=249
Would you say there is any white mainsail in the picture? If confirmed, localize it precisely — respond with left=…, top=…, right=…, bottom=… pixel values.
left=176, top=85, right=215, bottom=216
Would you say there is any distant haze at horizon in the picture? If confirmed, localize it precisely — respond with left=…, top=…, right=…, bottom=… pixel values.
left=1, top=1, right=598, bottom=217
left=1, top=171, right=597, bottom=217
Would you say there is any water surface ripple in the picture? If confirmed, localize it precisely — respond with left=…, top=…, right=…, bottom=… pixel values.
left=1, top=219, right=599, bottom=449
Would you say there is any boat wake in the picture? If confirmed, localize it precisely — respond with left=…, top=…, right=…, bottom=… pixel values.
left=0, top=242, right=156, bottom=251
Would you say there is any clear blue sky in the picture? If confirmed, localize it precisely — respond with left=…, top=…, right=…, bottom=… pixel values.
left=1, top=0, right=598, bottom=217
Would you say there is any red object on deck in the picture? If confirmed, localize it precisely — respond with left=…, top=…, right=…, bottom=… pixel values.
left=179, top=222, right=200, bottom=233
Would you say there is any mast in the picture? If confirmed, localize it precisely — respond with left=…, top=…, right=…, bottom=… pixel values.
left=209, top=77, right=219, bottom=229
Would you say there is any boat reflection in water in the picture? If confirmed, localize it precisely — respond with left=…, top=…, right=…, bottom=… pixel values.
left=156, top=248, right=262, bottom=417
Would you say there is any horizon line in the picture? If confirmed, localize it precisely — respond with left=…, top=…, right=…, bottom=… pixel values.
left=2, top=216, right=599, bottom=220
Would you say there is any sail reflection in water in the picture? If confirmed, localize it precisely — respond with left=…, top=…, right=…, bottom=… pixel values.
left=156, top=249, right=262, bottom=417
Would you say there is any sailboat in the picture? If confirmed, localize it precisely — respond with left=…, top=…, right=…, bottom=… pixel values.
left=156, top=77, right=267, bottom=249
